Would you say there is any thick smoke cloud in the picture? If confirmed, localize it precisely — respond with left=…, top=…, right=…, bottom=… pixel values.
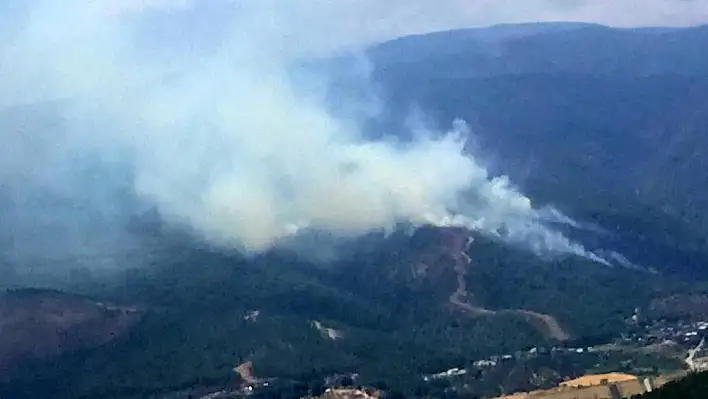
left=0, top=0, right=605, bottom=268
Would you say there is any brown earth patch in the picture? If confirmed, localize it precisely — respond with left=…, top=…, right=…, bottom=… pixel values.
left=0, top=289, right=143, bottom=378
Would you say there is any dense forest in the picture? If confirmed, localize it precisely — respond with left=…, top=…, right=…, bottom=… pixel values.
left=634, top=371, right=708, bottom=399
left=0, top=228, right=696, bottom=398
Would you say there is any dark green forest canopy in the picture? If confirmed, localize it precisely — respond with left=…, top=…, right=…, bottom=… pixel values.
left=634, top=372, right=708, bottom=399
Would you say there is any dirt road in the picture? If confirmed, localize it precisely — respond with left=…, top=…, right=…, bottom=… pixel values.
left=446, top=233, right=570, bottom=341
left=686, top=337, right=705, bottom=371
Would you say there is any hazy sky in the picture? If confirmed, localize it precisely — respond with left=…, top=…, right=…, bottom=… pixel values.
left=112, top=0, right=708, bottom=56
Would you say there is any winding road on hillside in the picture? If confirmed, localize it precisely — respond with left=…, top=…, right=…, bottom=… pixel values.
left=447, top=235, right=571, bottom=341
left=686, top=337, right=705, bottom=371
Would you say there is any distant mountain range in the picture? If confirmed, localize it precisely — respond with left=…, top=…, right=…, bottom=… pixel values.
left=318, top=22, right=708, bottom=278
left=368, top=23, right=708, bottom=77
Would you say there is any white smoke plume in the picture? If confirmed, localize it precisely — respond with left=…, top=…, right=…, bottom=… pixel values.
left=0, top=0, right=605, bottom=266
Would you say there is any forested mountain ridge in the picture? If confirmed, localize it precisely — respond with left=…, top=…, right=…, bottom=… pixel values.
left=322, top=22, right=708, bottom=279
left=0, top=226, right=696, bottom=398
